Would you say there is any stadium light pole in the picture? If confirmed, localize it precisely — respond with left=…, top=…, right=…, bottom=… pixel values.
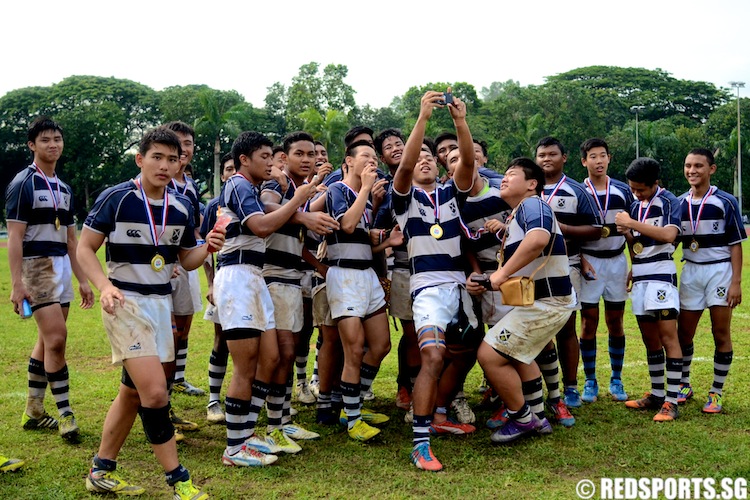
left=630, top=105, right=645, bottom=158
left=729, top=81, right=745, bottom=218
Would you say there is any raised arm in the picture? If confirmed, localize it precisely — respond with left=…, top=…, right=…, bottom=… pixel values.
left=394, top=91, right=441, bottom=194
left=450, top=97, right=475, bottom=192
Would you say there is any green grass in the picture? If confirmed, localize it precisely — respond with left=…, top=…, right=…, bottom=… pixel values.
left=1, top=243, right=750, bottom=499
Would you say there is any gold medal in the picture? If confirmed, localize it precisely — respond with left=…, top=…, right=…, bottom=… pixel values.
left=689, top=239, right=699, bottom=252
left=601, top=226, right=610, bottom=238
left=299, top=227, right=305, bottom=243
left=151, top=253, right=165, bottom=272
left=430, top=224, right=443, bottom=239
left=55, top=216, right=60, bottom=231
left=633, top=241, right=644, bottom=255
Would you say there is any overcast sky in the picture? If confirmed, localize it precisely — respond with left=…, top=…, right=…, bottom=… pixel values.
left=3, top=0, right=748, bottom=109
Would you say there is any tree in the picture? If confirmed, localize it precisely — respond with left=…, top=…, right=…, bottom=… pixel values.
left=547, top=66, right=730, bottom=125
left=298, top=108, right=350, bottom=163
left=193, top=89, right=245, bottom=197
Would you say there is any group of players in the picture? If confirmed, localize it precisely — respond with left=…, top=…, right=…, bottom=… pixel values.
left=3, top=89, right=744, bottom=495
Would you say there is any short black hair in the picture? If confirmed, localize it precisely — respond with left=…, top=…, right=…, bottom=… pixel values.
left=232, top=131, right=274, bottom=168
left=505, top=157, right=544, bottom=196
left=345, top=139, right=376, bottom=159
left=687, top=148, right=715, bottom=165
left=282, top=131, right=315, bottom=154
left=164, top=121, right=195, bottom=140
left=422, top=138, right=436, bottom=156
left=473, top=139, right=488, bottom=157
left=374, top=128, right=404, bottom=155
left=535, top=136, right=566, bottom=156
left=272, top=145, right=284, bottom=156
left=220, top=152, right=233, bottom=165
left=344, top=126, right=374, bottom=147
left=139, top=127, right=182, bottom=156
left=625, top=157, right=660, bottom=186
left=580, top=138, right=610, bottom=159
left=434, top=132, right=458, bottom=148
left=28, top=116, right=63, bottom=143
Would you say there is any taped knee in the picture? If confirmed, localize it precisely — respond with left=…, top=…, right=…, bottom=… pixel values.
left=418, top=326, right=445, bottom=350
left=138, top=404, right=175, bottom=445
left=121, top=367, right=137, bottom=390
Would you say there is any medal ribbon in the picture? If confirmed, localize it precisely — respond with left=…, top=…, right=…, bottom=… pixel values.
left=286, top=174, right=311, bottom=212
left=542, top=174, right=567, bottom=206
left=585, top=177, right=610, bottom=224
left=136, top=179, right=169, bottom=249
left=171, top=176, right=189, bottom=195
left=638, top=187, right=663, bottom=224
left=687, top=186, right=716, bottom=235
left=34, top=163, right=61, bottom=213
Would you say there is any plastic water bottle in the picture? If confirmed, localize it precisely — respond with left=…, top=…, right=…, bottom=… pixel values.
left=21, top=299, right=32, bottom=319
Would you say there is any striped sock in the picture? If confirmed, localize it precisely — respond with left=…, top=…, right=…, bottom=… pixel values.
left=28, top=357, right=47, bottom=399
left=341, top=381, right=361, bottom=429
left=608, top=335, right=625, bottom=381
left=295, top=356, right=308, bottom=385
left=508, top=403, right=532, bottom=424
left=174, top=338, right=188, bottom=384
left=522, top=377, right=545, bottom=420
left=580, top=338, right=597, bottom=381
left=665, top=357, right=683, bottom=405
left=311, top=336, right=322, bottom=385
left=225, top=397, right=250, bottom=454
left=282, top=374, right=293, bottom=425
left=247, top=380, right=270, bottom=435
left=47, top=365, right=72, bottom=417
left=537, top=347, right=561, bottom=403
left=680, top=343, right=694, bottom=385
left=711, top=350, right=733, bottom=395
left=412, top=415, right=431, bottom=445
left=208, top=349, right=228, bottom=405
left=647, top=349, right=666, bottom=399
left=266, top=384, right=285, bottom=431
left=317, top=391, right=332, bottom=411
left=359, top=363, right=379, bottom=399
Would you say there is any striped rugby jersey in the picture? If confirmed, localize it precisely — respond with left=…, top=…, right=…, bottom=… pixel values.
left=84, top=180, right=197, bottom=296
left=392, top=182, right=468, bottom=294
left=678, top=187, right=746, bottom=265
left=171, top=175, right=202, bottom=228
left=502, top=196, right=573, bottom=300
left=5, top=165, right=75, bottom=258
left=325, top=181, right=374, bottom=270
left=261, top=176, right=306, bottom=283
left=543, top=176, right=601, bottom=265
left=629, top=187, right=681, bottom=285
left=217, top=174, right=266, bottom=269
left=581, top=177, right=634, bottom=258
left=461, top=179, right=512, bottom=272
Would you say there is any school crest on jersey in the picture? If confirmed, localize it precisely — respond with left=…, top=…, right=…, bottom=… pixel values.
left=449, top=201, right=457, bottom=215
left=713, top=221, right=720, bottom=232
left=656, top=289, right=667, bottom=302
left=170, top=229, right=182, bottom=244
left=557, top=198, right=565, bottom=209
left=716, top=287, right=727, bottom=299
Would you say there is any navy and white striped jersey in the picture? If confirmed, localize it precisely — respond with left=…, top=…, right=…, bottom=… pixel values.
left=217, top=174, right=266, bottom=269
left=261, top=176, right=305, bottom=283
left=581, top=177, right=634, bottom=258
left=373, top=186, right=408, bottom=270
left=678, top=187, right=746, bottom=265
left=392, top=182, right=468, bottom=294
left=170, top=175, right=201, bottom=227
left=543, top=176, right=601, bottom=265
left=502, top=196, right=573, bottom=300
left=629, top=187, right=681, bottom=285
left=84, top=180, right=197, bottom=296
left=200, top=197, right=220, bottom=239
left=5, top=165, right=75, bottom=258
left=461, top=180, right=512, bottom=272
left=325, top=181, right=374, bottom=270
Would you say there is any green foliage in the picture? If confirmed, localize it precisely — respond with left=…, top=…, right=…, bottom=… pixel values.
left=298, top=108, right=350, bottom=163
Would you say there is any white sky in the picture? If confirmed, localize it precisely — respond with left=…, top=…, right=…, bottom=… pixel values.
left=2, top=0, right=748, bottom=109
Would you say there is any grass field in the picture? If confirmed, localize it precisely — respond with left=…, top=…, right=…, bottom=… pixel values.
left=1, top=243, right=749, bottom=499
